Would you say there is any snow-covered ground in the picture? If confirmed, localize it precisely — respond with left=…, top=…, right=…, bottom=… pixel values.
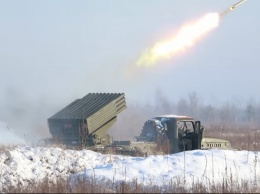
left=0, top=145, right=259, bottom=192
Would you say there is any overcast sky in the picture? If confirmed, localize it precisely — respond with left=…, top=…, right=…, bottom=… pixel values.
left=0, top=0, right=259, bottom=137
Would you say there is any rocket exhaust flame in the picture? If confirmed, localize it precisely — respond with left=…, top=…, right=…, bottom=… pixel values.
left=135, top=0, right=247, bottom=68
left=136, top=13, right=220, bottom=67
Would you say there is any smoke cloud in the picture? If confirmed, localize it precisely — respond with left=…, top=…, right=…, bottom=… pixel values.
left=0, top=121, right=25, bottom=145
left=0, top=86, right=65, bottom=142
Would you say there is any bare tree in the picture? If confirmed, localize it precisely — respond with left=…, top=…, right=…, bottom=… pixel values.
left=188, top=92, right=200, bottom=118
left=246, top=100, right=256, bottom=128
left=154, top=88, right=174, bottom=114
left=177, top=97, right=188, bottom=115
left=200, top=105, right=216, bottom=124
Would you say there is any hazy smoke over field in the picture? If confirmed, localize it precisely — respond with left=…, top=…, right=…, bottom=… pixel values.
left=0, top=86, right=63, bottom=142
left=0, top=122, right=25, bottom=145
left=109, top=91, right=260, bottom=140
left=1, top=86, right=260, bottom=142
left=0, top=86, right=180, bottom=141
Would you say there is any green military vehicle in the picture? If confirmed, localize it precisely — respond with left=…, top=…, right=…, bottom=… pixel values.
left=131, top=115, right=232, bottom=155
left=48, top=93, right=127, bottom=147
left=47, top=93, right=232, bottom=156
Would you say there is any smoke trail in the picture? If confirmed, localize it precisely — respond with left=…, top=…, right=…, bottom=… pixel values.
left=134, top=0, right=248, bottom=68
left=136, top=12, right=220, bottom=67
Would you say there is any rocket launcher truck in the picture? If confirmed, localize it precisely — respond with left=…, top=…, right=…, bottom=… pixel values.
left=47, top=93, right=231, bottom=156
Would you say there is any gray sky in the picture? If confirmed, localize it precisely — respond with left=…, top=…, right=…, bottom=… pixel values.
left=0, top=0, right=259, bottom=138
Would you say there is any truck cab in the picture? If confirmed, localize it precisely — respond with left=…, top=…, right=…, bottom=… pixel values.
left=134, top=115, right=205, bottom=154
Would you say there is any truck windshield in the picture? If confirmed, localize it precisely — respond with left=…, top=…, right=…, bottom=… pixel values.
left=177, top=121, right=194, bottom=133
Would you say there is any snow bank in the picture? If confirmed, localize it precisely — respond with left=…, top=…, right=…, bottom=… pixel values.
left=0, top=146, right=122, bottom=190
left=70, top=149, right=260, bottom=188
left=0, top=146, right=259, bottom=191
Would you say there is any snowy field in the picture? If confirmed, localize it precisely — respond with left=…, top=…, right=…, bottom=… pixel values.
left=0, top=121, right=259, bottom=192
left=0, top=145, right=259, bottom=192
